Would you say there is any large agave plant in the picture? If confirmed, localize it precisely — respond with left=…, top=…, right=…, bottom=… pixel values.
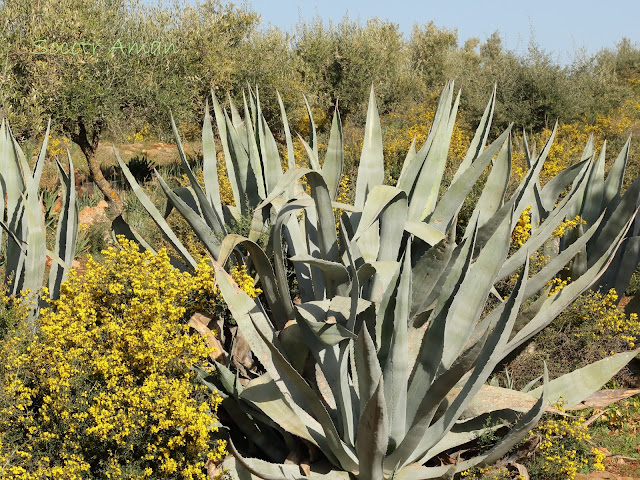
left=0, top=119, right=78, bottom=322
left=114, top=83, right=639, bottom=478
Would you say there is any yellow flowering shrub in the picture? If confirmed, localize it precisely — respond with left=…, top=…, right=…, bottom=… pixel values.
left=127, top=123, right=151, bottom=143
left=512, top=99, right=640, bottom=186
left=0, top=239, right=226, bottom=480
left=528, top=403, right=594, bottom=480
left=46, top=135, right=71, bottom=158
left=504, top=288, right=639, bottom=393
left=579, top=289, right=640, bottom=348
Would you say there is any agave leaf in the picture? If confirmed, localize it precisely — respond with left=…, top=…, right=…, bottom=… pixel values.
left=228, top=441, right=305, bottom=480
left=240, top=373, right=319, bottom=447
left=322, top=107, right=344, bottom=201
left=406, top=221, right=478, bottom=425
left=115, top=149, right=196, bottom=268
left=259, top=115, right=284, bottom=194
left=498, top=160, right=592, bottom=280
left=219, top=395, right=290, bottom=463
left=392, top=464, right=455, bottom=480
left=303, top=94, right=319, bottom=166
left=3, top=124, right=27, bottom=290
left=228, top=94, right=245, bottom=138
left=224, top=109, right=261, bottom=213
left=599, top=236, right=640, bottom=295
left=519, top=211, right=605, bottom=298
left=539, top=158, right=590, bottom=213
left=473, top=139, right=511, bottom=227
left=48, top=152, right=78, bottom=300
left=383, top=244, right=412, bottom=448
left=356, top=376, right=389, bottom=480
left=242, top=91, right=267, bottom=200
left=290, top=255, right=350, bottom=292
left=271, top=198, right=314, bottom=310
left=297, top=134, right=321, bottom=171
left=426, top=127, right=512, bottom=231
left=354, top=324, right=383, bottom=418
left=396, top=331, right=488, bottom=457
left=580, top=142, right=607, bottom=225
left=202, top=102, right=224, bottom=218
left=355, top=86, right=384, bottom=209
left=441, top=211, right=511, bottom=368
left=211, top=91, right=241, bottom=207
left=295, top=302, right=357, bottom=346
left=156, top=173, right=222, bottom=261
left=603, top=136, right=631, bottom=207
left=1, top=121, right=25, bottom=225
left=512, top=123, right=558, bottom=208
left=163, top=186, right=201, bottom=218
left=218, top=234, right=291, bottom=329
left=588, top=173, right=640, bottom=266
left=529, top=349, right=640, bottom=407
left=304, top=207, right=326, bottom=300
left=216, top=264, right=358, bottom=471
left=410, top=223, right=456, bottom=319
left=452, top=85, right=496, bottom=182
left=111, top=215, right=159, bottom=255
left=397, top=82, right=453, bottom=196
left=407, top=87, right=460, bottom=221
left=354, top=186, right=408, bottom=265
left=170, top=113, right=225, bottom=235
left=277, top=91, right=296, bottom=172
left=32, top=118, right=50, bottom=186
left=306, top=173, right=340, bottom=262
left=15, top=136, right=46, bottom=301
left=404, top=221, right=446, bottom=246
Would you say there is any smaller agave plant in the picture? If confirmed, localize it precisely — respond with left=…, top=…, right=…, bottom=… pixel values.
left=113, top=82, right=640, bottom=479
left=0, top=119, right=78, bottom=322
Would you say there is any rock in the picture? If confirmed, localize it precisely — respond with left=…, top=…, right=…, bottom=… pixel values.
left=78, top=200, right=109, bottom=227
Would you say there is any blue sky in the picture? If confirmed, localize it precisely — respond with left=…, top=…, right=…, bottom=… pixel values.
left=251, top=0, right=640, bottom=64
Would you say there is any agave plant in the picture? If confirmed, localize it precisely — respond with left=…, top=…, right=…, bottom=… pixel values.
left=0, top=119, right=78, bottom=322
left=518, top=131, right=640, bottom=298
left=111, top=82, right=639, bottom=478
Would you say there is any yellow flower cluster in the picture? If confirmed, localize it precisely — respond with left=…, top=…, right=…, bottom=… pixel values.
left=592, top=447, right=606, bottom=471
left=581, top=289, right=640, bottom=348
left=460, top=466, right=515, bottom=480
left=552, top=215, right=586, bottom=239
left=0, top=239, right=226, bottom=480
left=230, top=265, right=262, bottom=298
left=511, top=206, right=532, bottom=247
left=548, top=276, right=570, bottom=296
left=46, top=135, right=71, bottom=157
left=530, top=404, right=593, bottom=480
left=127, top=123, right=151, bottom=143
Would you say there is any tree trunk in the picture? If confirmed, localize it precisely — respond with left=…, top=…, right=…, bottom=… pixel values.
left=65, top=117, right=123, bottom=213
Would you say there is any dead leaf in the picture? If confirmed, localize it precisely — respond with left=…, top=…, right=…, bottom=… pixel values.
left=189, top=313, right=227, bottom=363
left=567, top=389, right=640, bottom=410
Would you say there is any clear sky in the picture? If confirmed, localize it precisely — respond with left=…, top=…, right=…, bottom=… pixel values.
left=250, top=0, right=640, bottom=64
